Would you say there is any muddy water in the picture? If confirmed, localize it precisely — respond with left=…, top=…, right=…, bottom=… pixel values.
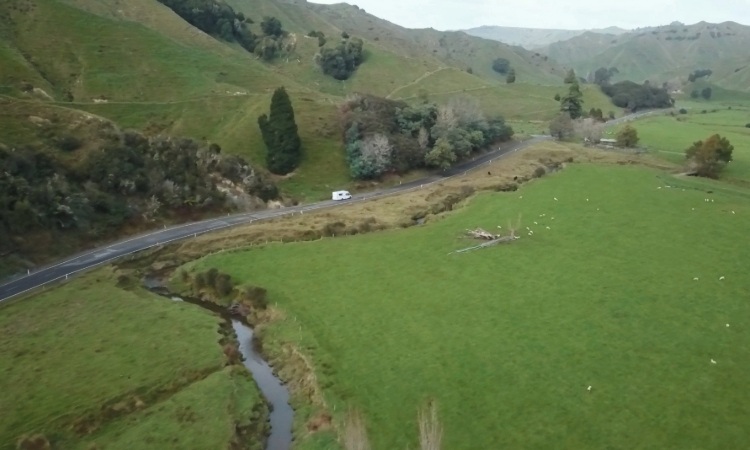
left=232, top=320, right=293, bottom=450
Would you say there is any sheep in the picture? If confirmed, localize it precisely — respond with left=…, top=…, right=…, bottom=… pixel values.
left=693, top=277, right=699, bottom=281
left=711, top=359, right=717, bottom=364
left=587, top=385, right=592, bottom=391
left=719, top=276, right=725, bottom=281
left=554, top=197, right=558, bottom=201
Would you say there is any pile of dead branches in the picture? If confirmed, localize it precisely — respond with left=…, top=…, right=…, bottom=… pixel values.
left=451, top=215, right=522, bottom=254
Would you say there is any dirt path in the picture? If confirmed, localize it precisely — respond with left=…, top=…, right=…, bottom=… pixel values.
left=385, top=67, right=451, bottom=99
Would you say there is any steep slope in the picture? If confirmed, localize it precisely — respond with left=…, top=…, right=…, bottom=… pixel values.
left=545, top=21, right=750, bottom=91
left=464, top=25, right=627, bottom=49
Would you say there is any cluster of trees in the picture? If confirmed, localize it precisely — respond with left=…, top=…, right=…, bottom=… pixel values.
left=258, top=87, right=302, bottom=175
left=600, top=81, right=674, bottom=111
left=591, top=67, right=619, bottom=86
left=340, top=94, right=513, bottom=178
left=0, top=126, right=278, bottom=254
left=688, top=69, right=713, bottom=82
left=691, top=87, right=712, bottom=100
left=686, top=134, right=733, bottom=178
left=156, top=0, right=257, bottom=52
left=492, top=58, right=511, bottom=74
left=157, top=0, right=292, bottom=60
left=253, top=17, right=295, bottom=61
left=316, top=33, right=365, bottom=80
left=307, top=30, right=327, bottom=47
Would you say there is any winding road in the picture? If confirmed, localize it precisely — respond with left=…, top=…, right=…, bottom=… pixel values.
left=0, top=109, right=658, bottom=303
left=0, top=137, right=545, bottom=302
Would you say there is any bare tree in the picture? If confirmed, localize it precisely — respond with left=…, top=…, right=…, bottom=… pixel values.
left=360, top=133, right=393, bottom=175
left=342, top=409, right=371, bottom=450
left=436, top=104, right=459, bottom=130
left=549, top=113, right=575, bottom=140
left=418, top=127, right=430, bottom=150
left=575, top=118, right=604, bottom=144
left=447, top=95, right=484, bottom=125
left=418, top=400, right=443, bottom=450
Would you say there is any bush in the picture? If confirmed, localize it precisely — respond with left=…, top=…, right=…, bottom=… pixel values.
left=745, top=123, right=750, bottom=128
left=56, top=135, right=82, bottom=152
left=215, top=273, right=234, bottom=297
left=679, top=108, right=688, bottom=114
left=16, top=434, right=51, bottom=450
left=492, top=58, right=510, bottom=74
left=241, top=286, right=268, bottom=309
left=192, top=272, right=207, bottom=289
left=206, top=268, right=219, bottom=288
left=317, top=37, right=364, bottom=80
left=533, top=166, right=546, bottom=178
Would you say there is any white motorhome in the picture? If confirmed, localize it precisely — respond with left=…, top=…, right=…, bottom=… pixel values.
left=332, top=190, right=352, bottom=201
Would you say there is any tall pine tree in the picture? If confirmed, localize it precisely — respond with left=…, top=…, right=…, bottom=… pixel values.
left=560, top=79, right=584, bottom=119
left=258, top=87, right=301, bottom=174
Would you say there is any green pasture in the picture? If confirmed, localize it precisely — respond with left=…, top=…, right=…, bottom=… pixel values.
left=625, top=108, right=750, bottom=182
left=189, top=164, right=750, bottom=450
left=0, top=269, right=263, bottom=450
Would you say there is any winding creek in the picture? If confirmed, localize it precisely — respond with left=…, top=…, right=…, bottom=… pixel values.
left=151, top=284, right=293, bottom=450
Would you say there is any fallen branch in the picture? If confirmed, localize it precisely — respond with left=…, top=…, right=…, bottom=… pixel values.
left=465, top=228, right=499, bottom=240
left=450, top=235, right=518, bottom=254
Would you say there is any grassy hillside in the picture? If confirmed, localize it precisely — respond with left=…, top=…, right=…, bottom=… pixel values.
left=545, top=21, right=750, bottom=91
left=0, top=0, right=569, bottom=200
left=0, top=268, right=266, bottom=450
left=186, top=163, right=750, bottom=449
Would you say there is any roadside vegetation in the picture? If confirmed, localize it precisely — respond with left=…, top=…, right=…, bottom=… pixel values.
left=0, top=104, right=277, bottom=278
left=0, top=268, right=267, bottom=449
left=341, top=94, right=513, bottom=177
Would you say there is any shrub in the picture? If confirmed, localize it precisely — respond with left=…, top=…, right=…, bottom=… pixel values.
left=745, top=123, right=750, bottom=128
left=193, top=272, right=207, bottom=290
left=215, top=273, right=234, bottom=297
left=206, top=268, right=219, bottom=288
left=533, top=166, right=546, bottom=178
left=16, top=434, right=51, bottom=450
left=56, top=135, right=82, bottom=152
left=241, top=286, right=268, bottom=309
left=679, top=108, right=688, bottom=114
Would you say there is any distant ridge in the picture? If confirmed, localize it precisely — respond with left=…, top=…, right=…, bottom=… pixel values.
left=541, top=21, right=750, bottom=91
left=463, top=25, right=628, bottom=49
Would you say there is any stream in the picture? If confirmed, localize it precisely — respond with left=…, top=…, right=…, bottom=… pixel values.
left=147, top=282, right=293, bottom=450
left=232, top=319, right=293, bottom=450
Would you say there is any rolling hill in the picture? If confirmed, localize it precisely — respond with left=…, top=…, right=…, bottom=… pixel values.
left=544, top=21, right=750, bottom=92
left=0, top=0, right=622, bottom=273
left=464, top=25, right=627, bottom=49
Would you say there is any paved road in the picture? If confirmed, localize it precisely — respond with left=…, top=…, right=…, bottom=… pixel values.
left=0, top=136, right=552, bottom=302
left=0, top=108, right=664, bottom=302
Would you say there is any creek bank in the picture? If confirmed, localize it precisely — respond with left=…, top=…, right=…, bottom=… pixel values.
left=145, top=280, right=293, bottom=450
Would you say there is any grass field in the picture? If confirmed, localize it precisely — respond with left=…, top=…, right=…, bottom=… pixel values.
left=622, top=106, right=750, bottom=182
left=186, top=164, right=750, bottom=449
left=0, top=269, right=265, bottom=450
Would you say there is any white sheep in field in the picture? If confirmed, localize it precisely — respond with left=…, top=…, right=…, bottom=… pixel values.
left=711, top=359, right=717, bottom=364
